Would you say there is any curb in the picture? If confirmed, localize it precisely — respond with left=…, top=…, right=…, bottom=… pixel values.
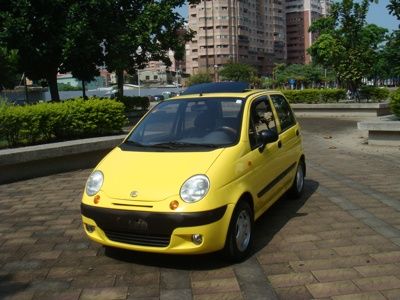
left=0, top=135, right=125, bottom=184
left=358, top=115, right=400, bottom=146
left=292, top=103, right=390, bottom=117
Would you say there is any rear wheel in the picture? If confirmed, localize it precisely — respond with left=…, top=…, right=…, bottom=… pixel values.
left=288, top=160, right=305, bottom=199
left=223, top=201, right=253, bottom=262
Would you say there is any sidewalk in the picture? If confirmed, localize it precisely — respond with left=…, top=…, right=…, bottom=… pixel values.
left=0, top=116, right=399, bottom=299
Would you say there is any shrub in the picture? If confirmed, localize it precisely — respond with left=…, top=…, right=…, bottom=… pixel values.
left=57, top=82, right=82, bottom=91
left=0, top=97, right=127, bottom=148
left=0, top=100, right=25, bottom=146
left=119, top=96, right=150, bottom=111
left=359, top=86, right=390, bottom=102
left=282, top=89, right=346, bottom=103
left=390, top=88, right=400, bottom=118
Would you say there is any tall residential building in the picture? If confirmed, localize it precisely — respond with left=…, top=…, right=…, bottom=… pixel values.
left=186, top=0, right=286, bottom=76
left=286, top=0, right=330, bottom=64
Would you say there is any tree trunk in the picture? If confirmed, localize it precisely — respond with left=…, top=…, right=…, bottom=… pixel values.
left=82, top=81, right=87, bottom=99
left=116, top=68, right=124, bottom=100
left=47, top=71, right=60, bottom=102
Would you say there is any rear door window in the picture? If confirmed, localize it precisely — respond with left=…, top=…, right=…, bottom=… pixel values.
left=269, top=94, right=296, bottom=132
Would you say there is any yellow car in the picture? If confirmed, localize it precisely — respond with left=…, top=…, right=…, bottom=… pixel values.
left=81, top=82, right=305, bottom=261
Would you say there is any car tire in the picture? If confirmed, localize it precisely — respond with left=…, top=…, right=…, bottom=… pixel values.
left=223, top=201, right=253, bottom=262
left=288, top=160, right=305, bottom=199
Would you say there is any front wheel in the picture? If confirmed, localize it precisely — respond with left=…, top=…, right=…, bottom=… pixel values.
left=223, top=201, right=253, bottom=262
left=288, top=160, right=305, bottom=199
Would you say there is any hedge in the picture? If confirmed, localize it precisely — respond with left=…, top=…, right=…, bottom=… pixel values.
left=118, top=96, right=150, bottom=111
left=281, top=87, right=390, bottom=104
left=359, top=86, right=390, bottom=102
left=0, top=97, right=127, bottom=148
left=390, top=88, right=400, bottom=118
left=282, top=89, right=346, bottom=103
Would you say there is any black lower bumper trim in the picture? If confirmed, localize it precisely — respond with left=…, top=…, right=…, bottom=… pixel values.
left=81, top=203, right=227, bottom=236
left=103, top=230, right=170, bottom=247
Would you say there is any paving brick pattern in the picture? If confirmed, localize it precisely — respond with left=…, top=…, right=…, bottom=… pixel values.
left=0, top=117, right=400, bottom=299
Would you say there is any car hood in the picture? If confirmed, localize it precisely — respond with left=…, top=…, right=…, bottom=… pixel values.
left=98, top=147, right=224, bottom=201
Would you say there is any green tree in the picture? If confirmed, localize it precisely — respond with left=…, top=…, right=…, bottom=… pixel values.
left=386, top=0, right=400, bottom=84
left=0, top=0, right=199, bottom=101
left=387, top=0, right=400, bottom=20
left=101, top=0, right=199, bottom=99
left=0, top=47, right=19, bottom=91
left=383, top=30, right=400, bottom=82
left=308, top=0, right=387, bottom=94
left=61, top=1, right=106, bottom=99
left=273, top=64, right=336, bottom=89
left=218, top=63, right=257, bottom=83
left=187, top=73, right=213, bottom=86
left=0, top=1, right=70, bottom=101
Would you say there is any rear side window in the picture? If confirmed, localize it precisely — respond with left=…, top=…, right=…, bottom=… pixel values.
left=269, top=94, right=296, bottom=132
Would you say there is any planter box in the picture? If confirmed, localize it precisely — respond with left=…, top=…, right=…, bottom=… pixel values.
left=292, top=103, right=391, bottom=117
left=0, top=135, right=125, bottom=184
left=358, top=115, right=400, bottom=146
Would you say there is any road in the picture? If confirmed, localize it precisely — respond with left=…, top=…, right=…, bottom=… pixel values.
left=0, top=116, right=400, bottom=299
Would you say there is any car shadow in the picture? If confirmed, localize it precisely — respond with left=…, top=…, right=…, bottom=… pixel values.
left=0, top=275, right=29, bottom=299
left=104, top=179, right=319, bottom=270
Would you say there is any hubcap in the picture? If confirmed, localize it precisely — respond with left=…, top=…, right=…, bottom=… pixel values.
left=296, top=164, right=304, bottom=192
left=235, top=210, right=251, bottom=252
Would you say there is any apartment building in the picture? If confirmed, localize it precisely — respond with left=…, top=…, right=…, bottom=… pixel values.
left=186, top=0, right=287, bottom=76
left=286, top=0, right=330, bottom=64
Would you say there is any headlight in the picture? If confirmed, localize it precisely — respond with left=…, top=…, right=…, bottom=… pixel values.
left=86, top=170, right=104, bottom=196
left=180, top=175, right=210, bottom=203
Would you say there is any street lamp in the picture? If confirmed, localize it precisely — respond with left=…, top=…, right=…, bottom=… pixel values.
left=137, top=69, right=141, bottom=96
left=213, top=65, right=219, bottom=82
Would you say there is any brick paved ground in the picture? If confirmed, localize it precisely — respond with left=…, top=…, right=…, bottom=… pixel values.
left=0, top=116, right=399, bottom=300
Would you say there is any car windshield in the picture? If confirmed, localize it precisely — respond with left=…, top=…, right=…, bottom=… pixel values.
left=124, top=97, right=245, bottom=150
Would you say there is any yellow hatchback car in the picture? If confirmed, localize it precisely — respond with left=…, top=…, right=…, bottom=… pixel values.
left=81, top=82, right=305, bottom=261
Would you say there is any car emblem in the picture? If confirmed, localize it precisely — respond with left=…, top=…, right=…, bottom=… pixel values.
left=130, top=191, right=138, bottom=197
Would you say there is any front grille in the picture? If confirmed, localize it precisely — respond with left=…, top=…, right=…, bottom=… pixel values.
left=104, top=229, right=170, bottom=247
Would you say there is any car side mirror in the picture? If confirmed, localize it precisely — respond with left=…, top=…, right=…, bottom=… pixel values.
left=259, top=129, right=279, bottom=152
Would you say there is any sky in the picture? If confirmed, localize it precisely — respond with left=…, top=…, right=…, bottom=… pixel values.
left=367, top=0, right=398, bottom=32
left=176, top=0, right=399, bottom=32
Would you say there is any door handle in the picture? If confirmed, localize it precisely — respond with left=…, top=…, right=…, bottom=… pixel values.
left=278, top=140, right=282, bottom=148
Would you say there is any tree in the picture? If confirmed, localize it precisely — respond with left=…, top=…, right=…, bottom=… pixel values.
left=273, top=64, right=336, bottom=89
left=386, top=0, right=400, bottom=85
left=387, top=0, right=400, bottom=20
left=0, top=47, right=19, bottom=91
left=308, top=0, right=387, bottom=93
left=382, top=30, right=400, bottom=83
left=61, top=1, right=106, bottom=99
left=0, top=0, right=199, bottom=101
left=218, top=63, right=257, bottom=83
left=0, top=1, right=70, bottom=101
left=100, top=0, right=199, bottom=99
left=187, top=73, right=213, bottom=86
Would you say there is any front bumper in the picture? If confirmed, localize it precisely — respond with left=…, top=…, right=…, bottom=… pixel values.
left=81, top=203, right=234, bottom=254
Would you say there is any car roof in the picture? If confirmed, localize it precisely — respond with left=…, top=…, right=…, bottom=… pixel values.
left=173, top=82, right=282, bottom=100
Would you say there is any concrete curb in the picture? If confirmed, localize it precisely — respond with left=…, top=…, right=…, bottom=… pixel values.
left=292, top=102, right=390, bottom=117
left=358, top=115, right=400, bottom=146
left=0, top=135, right=125, bottom=184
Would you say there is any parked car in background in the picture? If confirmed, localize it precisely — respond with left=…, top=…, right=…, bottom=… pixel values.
left=81, top=82, right=306, bottom=261
left=152, top=95, right=164, bottom=101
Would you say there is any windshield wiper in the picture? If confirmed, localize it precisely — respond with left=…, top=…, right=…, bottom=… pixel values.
left=124, top=140, right=146, bottom=147
left=151, top=142, right=219, bottom=149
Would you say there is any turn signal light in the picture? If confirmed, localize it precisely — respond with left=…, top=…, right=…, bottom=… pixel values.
left=169, top=200, right=179, bottom=210
left=94, top=195, right=100, bottom=204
